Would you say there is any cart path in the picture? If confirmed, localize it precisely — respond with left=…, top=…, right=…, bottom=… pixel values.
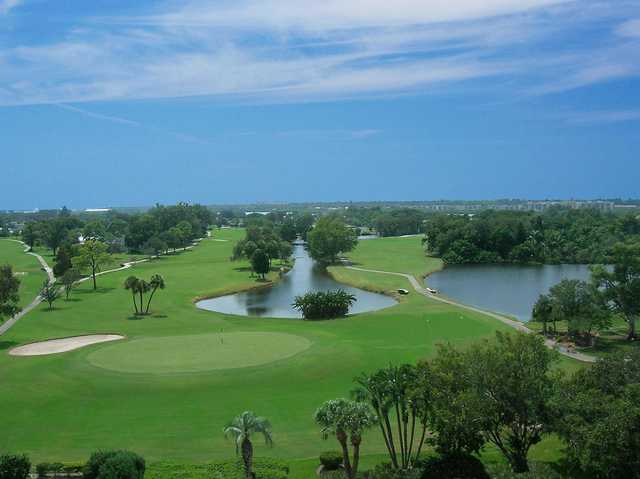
left=344, top=265, right=596, bottom=363
left=0, top=240, right=55, bottom=336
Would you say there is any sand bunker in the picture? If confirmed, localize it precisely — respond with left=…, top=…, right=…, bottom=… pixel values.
left=9, top=334, right=125, bottom=356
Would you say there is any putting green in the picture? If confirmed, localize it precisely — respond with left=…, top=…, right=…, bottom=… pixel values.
left=86, top=332, right=312, bottom=374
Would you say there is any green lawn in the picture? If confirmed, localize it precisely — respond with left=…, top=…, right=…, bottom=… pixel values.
left=0, top=230, right=580, bottom=476
left=0, top=239, right=47, bottom=309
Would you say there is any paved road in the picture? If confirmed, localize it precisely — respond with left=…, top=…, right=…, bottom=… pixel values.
left=0, top=240, right=55, bottom=336
left=345, top=265, right=596, bottom=363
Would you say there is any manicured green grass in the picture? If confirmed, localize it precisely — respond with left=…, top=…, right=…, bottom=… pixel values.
left=0, top=239, right=47, bottom=309
left=87, top=332, right=311, bottom=374
left=344, top=236, right=442, bottom=278
left=0, top=229, right=576, bottom=476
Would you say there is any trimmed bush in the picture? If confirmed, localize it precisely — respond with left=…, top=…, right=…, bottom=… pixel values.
left=420, top=454, right=489, bottom=479
left=0, top=454, right=30, bottom=479
left=145, top=458, right=289, bottom=479
left=485, top=462, right=563, bottom=479
left=84, top=451, right=145, bottom=479
left=292, top=290, right=356, bottom=319
left=368, top=463, right=423, bottom=479
left=319, top=452, right=343, bottom=471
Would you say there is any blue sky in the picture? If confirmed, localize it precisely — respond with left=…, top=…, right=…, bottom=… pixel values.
left=1, top=0, right=639, bottom=209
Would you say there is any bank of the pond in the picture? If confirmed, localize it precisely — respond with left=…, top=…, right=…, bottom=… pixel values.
left=426, top=263, right=594, bottom=322
left=196, top=243, right=397, bottom=318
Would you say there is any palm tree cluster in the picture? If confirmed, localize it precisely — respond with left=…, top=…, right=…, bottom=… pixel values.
left=123, top=274, right=165, bottom=315
left=292, top=289, right=357, bottom=319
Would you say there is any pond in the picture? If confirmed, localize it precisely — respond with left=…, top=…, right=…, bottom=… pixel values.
left=426, top=263, right=593, bottom=322
left=197, top=243, right=397, bottom=318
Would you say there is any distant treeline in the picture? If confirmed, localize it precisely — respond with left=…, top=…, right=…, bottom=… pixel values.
left=424, top=209, right=640, bottom=264
left=15, top=203, right=213, bottom=259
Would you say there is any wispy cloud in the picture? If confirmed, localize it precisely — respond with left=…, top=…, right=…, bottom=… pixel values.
left=564, top=109, right=640, bottom=125
left=0, top=0, right=22, bottom=15
left=617, top=18, right=640, bottom=38
left=1, top=0, right=639, bottom=106
left=55, top=103, right=211, bottom=144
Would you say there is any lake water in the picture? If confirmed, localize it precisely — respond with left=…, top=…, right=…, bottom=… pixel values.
left=197, top=243, right=397, bottom=318
left=426, top=264, right=593, bottom=322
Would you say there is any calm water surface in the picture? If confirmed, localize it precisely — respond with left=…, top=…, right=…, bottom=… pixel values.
left=426, top=264, right=593, bottom=322
left=197, top=243, right=397, bottom=318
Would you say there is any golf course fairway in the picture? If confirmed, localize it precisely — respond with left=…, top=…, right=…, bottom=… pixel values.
left=1, top=228, right=572, bottom=472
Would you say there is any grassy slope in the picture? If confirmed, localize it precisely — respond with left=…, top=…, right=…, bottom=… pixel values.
left=0, top=239, right=47, bottom=309
left=0, top=231, right=574, bottom=477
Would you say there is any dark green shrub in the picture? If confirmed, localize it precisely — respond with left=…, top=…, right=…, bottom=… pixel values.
left=320, top=452, right=343, bottom=471
left=485, top=462, right=562, bottom=479
left=370, top=463, right=423, bottom=479
left=0, top=454, right=31, bottom=479
left=420, top=454, right=489, bottom=479
left=36, top=463, right=48, bottom=478
left=145, top=458, right=288, bottom=479
left=84, top=451, right=145, bottom=479
left=292, top=289, right=356, bottom=319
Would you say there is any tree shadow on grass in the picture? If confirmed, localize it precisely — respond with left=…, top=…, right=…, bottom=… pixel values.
left=233, top=266, right=253, bottom=273
left=76, top=287, right=115, bottom=295
left=0, top=341, right=18, bottom=351
left=63, top=298, right=82, bottom=303
left=126, top=315, right=144, bottom=321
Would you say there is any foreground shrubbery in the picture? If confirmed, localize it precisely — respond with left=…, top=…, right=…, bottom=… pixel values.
left=84, top=450, right=145, bottom=479
left=0, top=454, right=30, bottom=479
left=146, top=458, right=289, bottom=479
left=293, top=290, right=356, bottom=319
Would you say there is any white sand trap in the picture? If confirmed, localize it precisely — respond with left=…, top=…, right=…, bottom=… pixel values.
left=9, top=334, right=125, bottom=356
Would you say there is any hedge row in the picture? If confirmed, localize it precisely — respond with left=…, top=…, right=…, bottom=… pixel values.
left=146, top=458, right=289, bottom=479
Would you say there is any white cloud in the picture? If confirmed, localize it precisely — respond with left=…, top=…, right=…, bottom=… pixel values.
left=0, top=0, right=639, bottom=105
left=616, top=18, right=640, bottom=38
left=0, top=0, right=22, bottom=15
left=141, top=0, right=567, bottom=31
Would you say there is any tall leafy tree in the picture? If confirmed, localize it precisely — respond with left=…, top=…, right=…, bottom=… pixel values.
left=591, top=241, right=640, bottom=340
left=0, top=264, right=20, bottom=322
left=53, top=243, right=74, bottom=277
left=307, top=216, right=358, bottom=263
left=532, top=293, right=554, bottom=336
left=21, top=222, right=39, bottom=251
left=223, top=411, right=273, bottom=479
left=72, top=239, right=110, bottom=290
left=40, top=280, right=60, bottom=310
left=553, top=350, right=640, bottom=478
left=60, top=269, right=80, bottom=301
left=468, top=332, right=558, bottom=473
left=314, top=398, right=376, bottom=479
left=547, top=279, right=610, bottom=343
left=43, top=219, right=69, bottom=256
left=251, top=249, right=270, bottom=280
left=416, top=344, right=486, bottom=458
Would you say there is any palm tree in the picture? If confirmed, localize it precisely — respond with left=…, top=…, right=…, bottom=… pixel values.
left=223, top=411, right=273, bottom=479
left=145, top=274, right=166, bottom=314
left=124, top=276, right=140, bottom=314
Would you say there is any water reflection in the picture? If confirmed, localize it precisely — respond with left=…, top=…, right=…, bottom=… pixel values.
left=197, top=243, right=397, bottom=318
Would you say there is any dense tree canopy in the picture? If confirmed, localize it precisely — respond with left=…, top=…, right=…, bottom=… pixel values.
left=307, top=216, right=357, bottom=263
left=0, top=263, right=20, bottom=322
left=424, top=209, right=640, bottom=265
